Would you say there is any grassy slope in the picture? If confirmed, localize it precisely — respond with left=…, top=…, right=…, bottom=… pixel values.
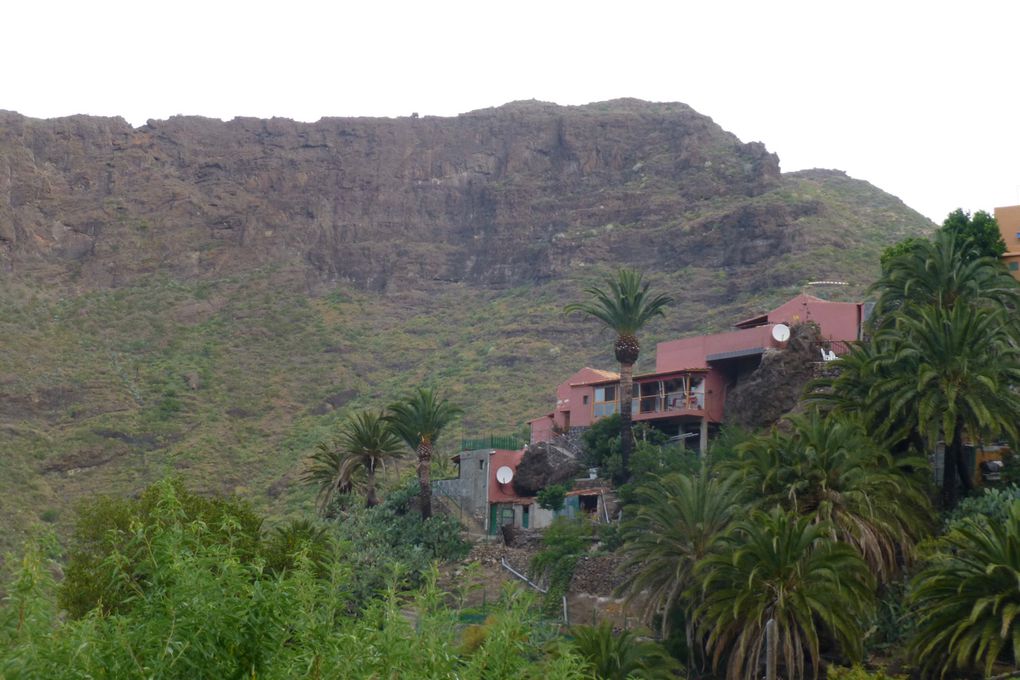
left=0, top=170, right=933, bottom=554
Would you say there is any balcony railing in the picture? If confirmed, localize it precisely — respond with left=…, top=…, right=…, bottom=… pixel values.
left=594, top=390, right=704, bottom=419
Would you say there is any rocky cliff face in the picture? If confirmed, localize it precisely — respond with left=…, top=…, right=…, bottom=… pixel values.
left=0, top=100, right=782, bottom=291
left=0, top=99, right=933, bottom=551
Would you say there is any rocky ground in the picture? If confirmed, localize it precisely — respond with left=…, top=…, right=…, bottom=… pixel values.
left=439, top=534, right=644, bottom=630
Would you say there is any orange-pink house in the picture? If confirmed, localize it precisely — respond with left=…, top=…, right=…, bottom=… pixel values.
left=529, top=294, right=865, bottom=453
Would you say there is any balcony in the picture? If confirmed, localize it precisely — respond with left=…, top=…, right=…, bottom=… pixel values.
left=593, top=375, right=706, bottom=421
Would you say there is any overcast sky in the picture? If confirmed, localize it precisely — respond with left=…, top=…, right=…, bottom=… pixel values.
left=5, top=0, right=1018, bottom=223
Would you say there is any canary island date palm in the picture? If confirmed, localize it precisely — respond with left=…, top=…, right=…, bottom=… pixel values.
left=727, top=412, right=931, bottom=581
left=870, top=229, right=1020, bottom=328
left=909, top=500, right=1020, bottom=677
left=617, top=469, right=743, bottom=653
left=871, top=303, right=1020, bottom=506
left=806, top=337, right=917, bottom=452
left=386, top=387, right=462, bottom=520
left=569, top=620, right=683, bottom=680
left=695, top=507, right=874, bottom=680
left=565, top=269, right=672, bottom=480
left=303, top=410, right=405, bottom=513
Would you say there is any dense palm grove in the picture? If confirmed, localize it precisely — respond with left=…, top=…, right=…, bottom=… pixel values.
left=3, top=210, right=1020, bottom=678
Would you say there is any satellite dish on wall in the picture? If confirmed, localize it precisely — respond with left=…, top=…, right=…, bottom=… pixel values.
left=771, top=324, right=791, bottom=343
left=495, top=466, right=514, bottom=484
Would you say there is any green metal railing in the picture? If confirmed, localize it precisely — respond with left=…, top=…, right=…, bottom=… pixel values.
left=460, top=434, right=524, bottom=451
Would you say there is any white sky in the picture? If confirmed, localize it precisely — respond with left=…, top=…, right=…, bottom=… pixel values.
left=4, top=0, right=1018, bottom=223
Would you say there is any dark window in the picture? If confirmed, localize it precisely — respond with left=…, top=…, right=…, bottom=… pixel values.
left=582, top=395, right=589, bottom=405
left=1010, top=262, right=1019, bottom=272
left=479, top=460, right=485, bottom=470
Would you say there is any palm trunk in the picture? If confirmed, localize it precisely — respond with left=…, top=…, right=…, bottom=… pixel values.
left=365, top=463, right=379, bottom=508
left=619, top=361, right=634, bottom=482
left=942, top=427, right=963, bottom=508
left=417, top=441, right=433, bottom=519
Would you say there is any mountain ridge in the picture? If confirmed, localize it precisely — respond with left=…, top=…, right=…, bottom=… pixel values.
left=0, top=100, right=933, bottom=549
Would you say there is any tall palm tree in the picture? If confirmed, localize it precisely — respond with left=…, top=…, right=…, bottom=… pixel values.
left=909, top=500, right=1020, bottom=678
left=871, top=303, right=1020, bottom=506
left=386, top=387, right=462, bottom=520
left=728, top=412, right=931, bottom=581
left=303, top=410, right=405, bottom=513
left=695, top=507, right=874, bottom=680
left=565, top=269, right=672, bottom=480
left=617, top=470, right=743, bottom=649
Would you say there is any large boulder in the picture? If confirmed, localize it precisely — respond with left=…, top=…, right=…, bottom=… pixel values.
left=723, top=322, right=822, bottom=430
left=512, top=440, right=582, bottom=497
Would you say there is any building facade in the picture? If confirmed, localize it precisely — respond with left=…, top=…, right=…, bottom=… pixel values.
left=529, top=294, right=866, bottom=452
left=996, top=204, right=1020, bottom=278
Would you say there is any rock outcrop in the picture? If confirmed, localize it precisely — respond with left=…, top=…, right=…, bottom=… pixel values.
left=513, top=441, right=583, bottom=497
left=722, top=322, right=823, bottom=430
left=0, top=100, right=783, bottom=290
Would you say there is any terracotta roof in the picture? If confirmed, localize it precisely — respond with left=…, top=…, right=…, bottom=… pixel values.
left=568, top=369, right=620, bottom=386
left=633, top=368, right=709, bottom=380
left=566, top=487, right=610, bottom=497
left=733, top=312, right=768, bottom=329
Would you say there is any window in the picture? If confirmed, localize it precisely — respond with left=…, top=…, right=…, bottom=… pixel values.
left=1011, top=262, right=1019, bottom=272
left=593, top=385, right=618, bottom=417
left=582, top=395, right=589, bottom=405
left=479, top=460, right=485, bottom=470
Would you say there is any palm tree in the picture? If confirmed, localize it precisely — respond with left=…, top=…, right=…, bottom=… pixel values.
left=695, top=507, right=874, bottom=680
left=870, top=229, right=1020, bottom=327
left=386, top=387, right=462, bottom=520
left=728, top=412, right=931, bottom=581
left=871, top=303, right=1020, bottom=506
left=909, top=500, right=1020, bottom=678
left=617, top=470, right=743, bottom=651
left=569, top=620, right=683, bottom=679
left=303, top=410, right=405, bottom=513
left=565, top=269, right=672, bottom=480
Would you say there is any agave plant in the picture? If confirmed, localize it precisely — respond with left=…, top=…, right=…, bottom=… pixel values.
left=695, top=507, right=874, bottom=680
left=909, top=500, right=1020, bottom=677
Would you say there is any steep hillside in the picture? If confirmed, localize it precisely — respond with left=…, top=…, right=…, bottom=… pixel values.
left=0, top=100, right=933, bottom=549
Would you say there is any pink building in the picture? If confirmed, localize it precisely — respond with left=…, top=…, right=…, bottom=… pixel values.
left=529, top=294, right=865, bottom=453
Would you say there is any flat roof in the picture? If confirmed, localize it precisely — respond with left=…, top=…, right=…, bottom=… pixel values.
left=706, top=347, right=765, bottom=362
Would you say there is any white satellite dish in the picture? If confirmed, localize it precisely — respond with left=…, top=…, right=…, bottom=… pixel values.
left=771, top=324, right=791, bottom=343
left=495, top=466, right=514, bottom=484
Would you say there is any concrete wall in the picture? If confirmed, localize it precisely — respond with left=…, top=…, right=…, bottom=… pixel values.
left=433, top=448, right=490, bottom=527
left=768, top=295, right=861, bottom=342
left=655, top=325, right=774, bottom=373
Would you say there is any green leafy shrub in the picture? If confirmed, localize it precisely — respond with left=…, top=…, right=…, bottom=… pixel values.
left=944, top=484, right=1020, bottom=531
left=537, top=484, right=568, bottom=512
left=581, top=414, right=621, bottom=468
left=530, top=518, right=590, bottom=613
left=58, top=478, right=264, bottom=618
left=0, top=485, right=585, bottom=679
left=331, top=480, right=469, bottom=605
left=828, top=665, right=907, bottom=680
